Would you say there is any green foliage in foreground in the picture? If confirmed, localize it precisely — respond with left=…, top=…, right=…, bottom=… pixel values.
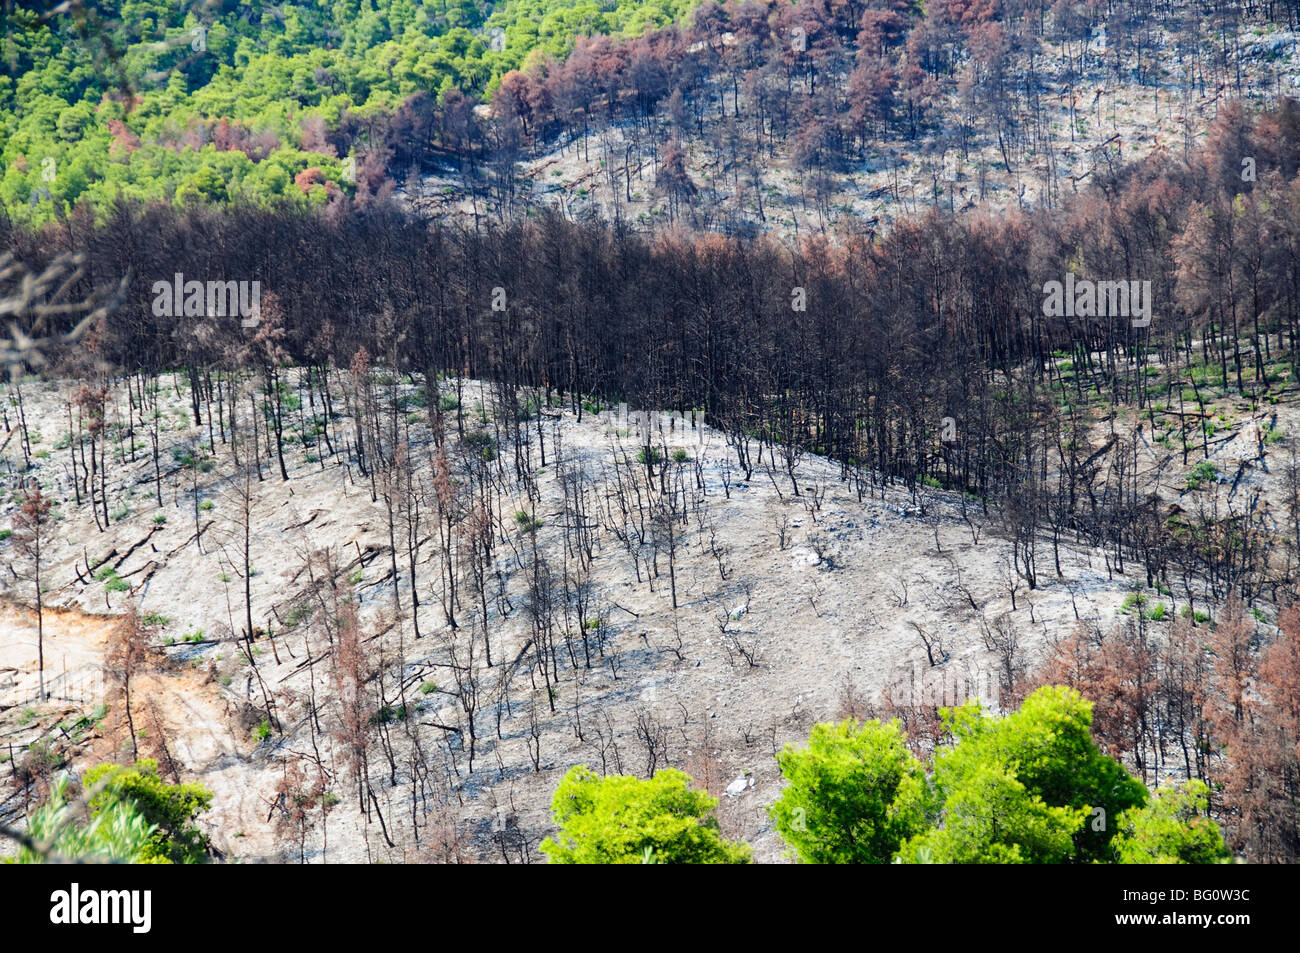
left=769, top=686, right=1226, bottom=865
left=1112, top=780, right=1231, bottom=864
left=769, top=718, right=928, bottom=863
left=539, top=686, right=1230, bottom=864
left=7, top=775, right=157, bottom=864
left=541, top=765, right=751, bottom=864
left=893, top=760, right=1088, bottom=864
left=82, top=759, right=213, bottom=864
left=901, top=686, right=1148, bottom=863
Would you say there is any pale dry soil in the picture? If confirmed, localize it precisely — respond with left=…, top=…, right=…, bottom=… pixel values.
left=1, top=373, right=1293, bottom=862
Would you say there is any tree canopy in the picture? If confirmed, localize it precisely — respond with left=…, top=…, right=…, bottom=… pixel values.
left=8, top=759, right=212, bottom=864
left=912, top=686, right=1148, bottom=863
left=769, top=718, right=928, bottom=863
left=541, top=764, right=751, bottom=863
left=769, top=687, right=1227, bottom=864
left=83, top=758, right=214, bottom=864
left=1111, top=780, right=1231, bottom=865
left=0, top=0, right=702, bottom=222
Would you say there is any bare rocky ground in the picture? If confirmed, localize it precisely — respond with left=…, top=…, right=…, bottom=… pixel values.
left=0, top=368, right=1293, bottom=862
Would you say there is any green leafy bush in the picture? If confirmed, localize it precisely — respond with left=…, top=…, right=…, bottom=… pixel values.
left=769, top=719, right=928, bottom=864
left=369, top=705, right=409, bottom=725
left=82, top=759, right=213, bottom=864
left=541, top=766, right=751, bottom=864
left=463, top=430, right=497, bottom=461
left=896, top=687, right=1148, bottom=863
left=1120, top=592, right=1147, bottom=614
left=7, top=776, right=157, bottom=864
left=1112, top=780, right=1231, bottom=864
left=770, top=687, right=1226, bottom=865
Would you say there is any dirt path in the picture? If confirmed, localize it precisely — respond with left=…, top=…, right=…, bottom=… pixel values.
left=0, top=598, right=273, bottom=859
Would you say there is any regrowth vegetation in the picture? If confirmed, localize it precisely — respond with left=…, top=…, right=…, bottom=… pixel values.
left=767, top=686, right=1229, bottom=864
left=5, top=759, right=213, bottom=864
left=556, top=686, right=1230, bottom=864
left=5, top=0, right=1295, bottom=229
left=540, top=764, right=752, bottom=863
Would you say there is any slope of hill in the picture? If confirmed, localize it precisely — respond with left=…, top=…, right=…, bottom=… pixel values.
left=436, top=22, right=1300, bottom=239
left=1, top=0, right=698, bottom=221
left=5, top=1, right=1299, bottom=242
left=1, top=369, right=1293, bottom=861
